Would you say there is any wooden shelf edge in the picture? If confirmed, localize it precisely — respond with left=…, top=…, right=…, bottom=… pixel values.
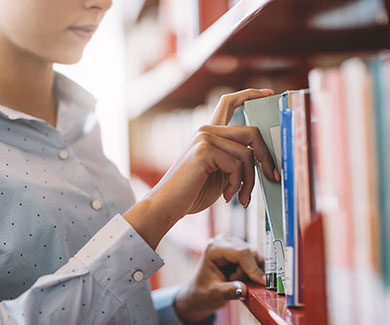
left=244, top=284, right=305, bottom=325
left=126, top=0, right=273, bottom=118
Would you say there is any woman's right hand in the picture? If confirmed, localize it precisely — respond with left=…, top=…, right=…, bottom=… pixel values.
left=124, top=88, right=279, bottom=249
left=174, top=235, right=265, bottom=323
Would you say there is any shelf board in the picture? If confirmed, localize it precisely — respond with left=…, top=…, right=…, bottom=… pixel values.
left=244, top=284, right=305, bottom=325
left=127, top=0, right=389, bottom=118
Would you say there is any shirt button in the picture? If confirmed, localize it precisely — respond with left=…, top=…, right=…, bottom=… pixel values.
left=58, top=150, right=69, bottom=160
left=132, top=270, right=144, bottom=282
left=91, top=200, right=102, bottom=211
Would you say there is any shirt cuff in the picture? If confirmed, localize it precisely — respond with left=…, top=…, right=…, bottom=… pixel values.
left=75, top=213, right=164, bottom=304
left=152, top=285, right=184, bottom=325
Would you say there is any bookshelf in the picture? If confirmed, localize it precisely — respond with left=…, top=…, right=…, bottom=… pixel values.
left=127, top=0, right=390, bottom=324
left=127, top=0, right=389, bottom=119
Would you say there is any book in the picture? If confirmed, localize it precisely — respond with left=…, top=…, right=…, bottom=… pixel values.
left=290, top=89, right=312, bottom=308
left=370, top=55, right=389, bottom=322
left=377, top=56, right=390, bottom=293
left=243, top=94, right=285, bottom=294
left=379, top=54, right=390, bottom=321
left=279, top=93, right=295, bottom=297
left=309, top=67, right=355, bottom=325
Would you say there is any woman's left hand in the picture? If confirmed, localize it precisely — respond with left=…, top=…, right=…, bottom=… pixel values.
left=173, top=235, right=265, bottom=323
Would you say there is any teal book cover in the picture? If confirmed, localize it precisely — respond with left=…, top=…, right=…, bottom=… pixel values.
left=371, top=57, right=390, bottom=288
left=243, top=94, right=285, bottom=294
left=243, top=95, right=283, bottom=242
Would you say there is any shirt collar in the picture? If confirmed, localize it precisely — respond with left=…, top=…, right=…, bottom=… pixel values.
left=0, top=72, right=97, bottom=123
left=53, top=72, right=97, bottom=113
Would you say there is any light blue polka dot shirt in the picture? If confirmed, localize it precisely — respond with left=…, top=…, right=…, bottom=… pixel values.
left=0, top=73, right=189, bottom=325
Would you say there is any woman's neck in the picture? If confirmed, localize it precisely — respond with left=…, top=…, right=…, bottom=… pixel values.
left=0, top=35, right=57, bottom=127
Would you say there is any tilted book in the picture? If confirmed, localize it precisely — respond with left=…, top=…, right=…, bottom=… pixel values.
left=243, top=94, right=285, bottom=294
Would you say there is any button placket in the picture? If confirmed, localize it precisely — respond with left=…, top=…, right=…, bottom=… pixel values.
left=63, top=149, right=108, bottom=216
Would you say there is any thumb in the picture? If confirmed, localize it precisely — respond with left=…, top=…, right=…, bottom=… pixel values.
left=212, top=280, right=248, bottom=301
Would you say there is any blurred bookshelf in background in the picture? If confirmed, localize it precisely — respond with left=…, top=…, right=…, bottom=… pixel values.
left=125, top=0, right=390, bottom=324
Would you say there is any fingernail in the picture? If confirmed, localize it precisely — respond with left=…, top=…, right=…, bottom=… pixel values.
left=256, top=274, right=264, bottom=283
left=259, top=88, right=274, bottom=94
left=235, top=288, right=246, bottom=301
left=273, top=168, right=281, bottom=182
left=244, top=195, right=251, bottom=209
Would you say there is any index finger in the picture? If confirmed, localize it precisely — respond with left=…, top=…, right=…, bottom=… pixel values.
left=210, top=88, right=274, bottom=126
left=197, top=125, right=277, bottom=181
left=232, top=248, right=265, bottom=284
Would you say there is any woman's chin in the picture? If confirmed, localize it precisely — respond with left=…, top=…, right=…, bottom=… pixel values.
left=51, top=48, right=85, bottom=65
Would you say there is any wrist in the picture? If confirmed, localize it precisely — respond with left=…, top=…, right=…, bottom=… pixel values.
left=174, top=284, right=214, bottom=324
left=143, top=187, right=184, bottom=225
left=123, top=198, right=177, bottom=250
left=174, top=285, right=195, bottom=323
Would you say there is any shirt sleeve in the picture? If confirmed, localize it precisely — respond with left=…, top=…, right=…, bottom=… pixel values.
left=0, top=214, right=164, bottom=325
left=152, top=286, right=216, bottom=325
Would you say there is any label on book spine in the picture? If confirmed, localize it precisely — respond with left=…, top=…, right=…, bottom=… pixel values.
left=274, top=239, right=286, bottom=294
left=265, top=229, right=276, bottom=274
left=285, top=246, right=293, bottom=296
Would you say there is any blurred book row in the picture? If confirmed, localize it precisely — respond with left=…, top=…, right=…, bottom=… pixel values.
left=243, top=52, right=390, bottom=324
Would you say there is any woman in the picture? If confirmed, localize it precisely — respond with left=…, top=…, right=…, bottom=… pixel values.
left=0, top=0, right=279, bottom=324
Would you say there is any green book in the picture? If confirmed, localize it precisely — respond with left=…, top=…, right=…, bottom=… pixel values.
left=371, top=56, right=390, bottom=288
left=243, top=94, right=285, bottom=294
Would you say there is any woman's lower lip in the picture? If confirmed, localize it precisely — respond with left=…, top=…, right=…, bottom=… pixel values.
left=69, top=28, right=94, bottom=41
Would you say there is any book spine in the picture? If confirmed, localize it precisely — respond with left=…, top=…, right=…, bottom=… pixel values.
left=275, top=93, right=292, bottom=296
left=382, top=56, right=390, bottom=321
left=371, top=57, right=390, bottom=321
left=303, top=90, right=316, bottom=216
left=294, top=89, right=311, bottom=307
left=372, top=58, right=390, bottom=286
left=280, top=101, right=294, bottom=301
